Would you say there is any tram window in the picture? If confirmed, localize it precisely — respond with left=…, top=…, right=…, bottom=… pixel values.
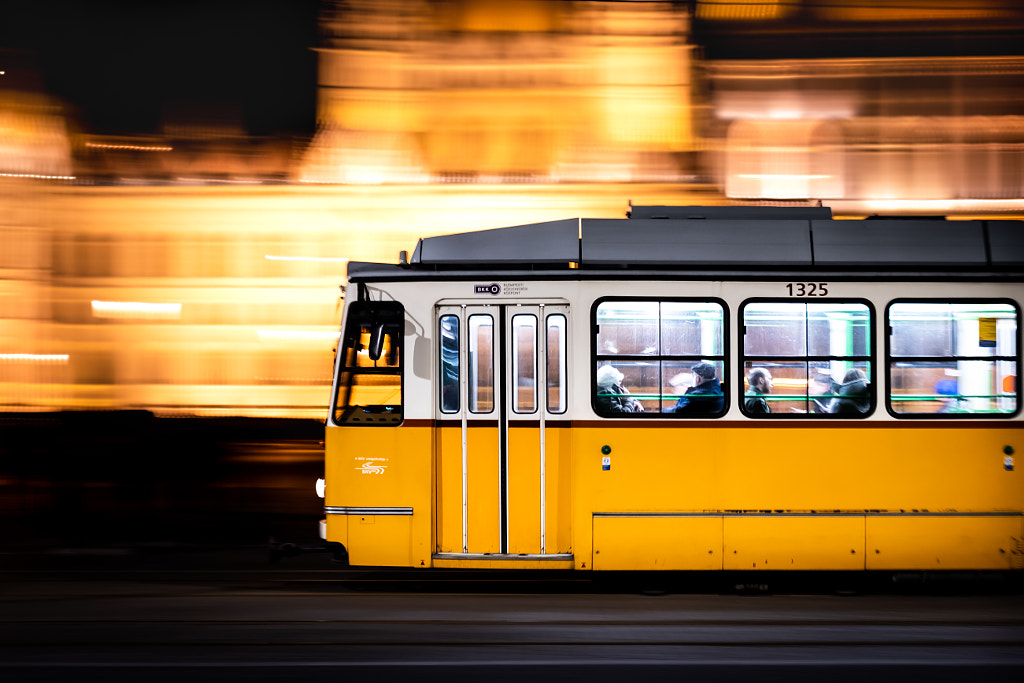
left=888, top=302, right=1019, bottom=416
left=439, top=315, right=459, bottom=413
left=594, top=299, right=725, bottom=417
left=512, top=314, right=537, bottom=414
left=468, top=314, right=494, bottom=414
left=547, top=314, right=567, bottom=414
left=333, top=301, right=403, bottom=425
left=741, top=301, right=872, bottom=417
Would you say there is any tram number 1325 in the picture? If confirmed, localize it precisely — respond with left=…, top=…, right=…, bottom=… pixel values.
left=787, top=282, right=829, bottom=296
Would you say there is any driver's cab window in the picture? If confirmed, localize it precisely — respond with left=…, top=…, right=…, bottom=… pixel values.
left=333, top=301, right=403, bottom=425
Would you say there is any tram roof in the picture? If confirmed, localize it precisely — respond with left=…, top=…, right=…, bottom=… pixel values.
left=351, top=206, right=1024, bottom=279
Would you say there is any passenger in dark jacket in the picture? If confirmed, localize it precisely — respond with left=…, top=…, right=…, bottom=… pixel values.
left=830, top=369, right=870, bottom=415
left=668, top=363, right=724, bottom=416
left=743, top=367, right=773, bottom=415
left=596, top=365, right=645, bottom=413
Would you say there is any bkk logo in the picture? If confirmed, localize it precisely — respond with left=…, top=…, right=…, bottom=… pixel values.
left=475, top=283, right=501, bottom=295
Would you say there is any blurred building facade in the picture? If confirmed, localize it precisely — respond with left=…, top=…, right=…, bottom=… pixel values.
left=3, top=1, right=1024, bottom=417
left=300, top=0, right=1024, bottom=211
left=0, top=50, right=74, bottom=410
left=300, top=0, right=695, bottom=184
left=695, top=0, right=1024, bottom=210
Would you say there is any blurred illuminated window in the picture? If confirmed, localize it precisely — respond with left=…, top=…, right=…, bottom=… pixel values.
left=741, top=301, right=872, bottom=418
left=547, top=314, right=567, bottom=414
left=333, top=301, right=403, bottom=425
left=512, top=314, right=537, bottom=414
left=696, top=0, right=791, bottom=21
left=888, top=302, right=1019, bottom=417
left=469, top=314, right=494, bottom=414
left=594, top=299, right=725, bottom=417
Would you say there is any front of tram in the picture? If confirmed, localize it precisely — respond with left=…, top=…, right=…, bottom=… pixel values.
left=318, top=261, right=438, bottom=568
left=319, top=272, right=401, bottom=558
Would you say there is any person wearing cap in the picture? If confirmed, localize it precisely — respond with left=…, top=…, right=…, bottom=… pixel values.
left=596, top=364, right=645, bottom=413
left=667, top=362, right=724, bottom=415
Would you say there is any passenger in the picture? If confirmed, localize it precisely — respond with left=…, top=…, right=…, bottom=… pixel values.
left=830, top=369, right=870, bottom=415
left=744, top=368, right=773, bottom=415
left=809, top=373, right=839, bottom=414
left=667, top=362, right=724, bottom=415
left=934, top=378, right=959, bottom=413
left=596, top=365, right=645, bottom=413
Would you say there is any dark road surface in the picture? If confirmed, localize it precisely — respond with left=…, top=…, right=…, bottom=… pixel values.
left=1, top=572, right=1022, bottom=683
left=2, top=414, right=1023, bottom=682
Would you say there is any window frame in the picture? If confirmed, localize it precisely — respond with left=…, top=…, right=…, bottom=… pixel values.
left=331, top=300, right=404, bottom=426
left=511, top=313, right=538, bottom=415
left=885, top=297, right=1021, bottom=419
left=739, top=297, right=876, bottom=419
left=468, top=313, right=496, bottom=415
left=591, top=296, right=728, bottom=419
left=546, top=312, right=568, bottom=415
left=438, top=314, right=460, bottom=414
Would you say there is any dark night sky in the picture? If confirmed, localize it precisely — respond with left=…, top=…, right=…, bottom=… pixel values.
left=0, top=0, right=319, bottom=137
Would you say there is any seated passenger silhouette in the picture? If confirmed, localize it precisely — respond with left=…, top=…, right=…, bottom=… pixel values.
left=830, top=369, right=870, bottom=415
left=744, top=367, right=773, bottom=415
left=596, top=365, right=644, bottom=413
left=667, top=363, right=724, bottom=416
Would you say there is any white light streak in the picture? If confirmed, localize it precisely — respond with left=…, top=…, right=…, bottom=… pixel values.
left=92, top=300, right=182, bottom=319
left=767, top=109, right=804, bottom=120
left=0, top=173, right=75, bottom=180
left=175, top=177, right=263, bottom=185
left=738, top=174, right=831, bottom=180
left=0, top=354, right=69, bottom=364
left=265, top=255, right=349, bottom=263
left=857, top=199, right=1024, bottom=212
left=85, top=143, right=172, bottom=152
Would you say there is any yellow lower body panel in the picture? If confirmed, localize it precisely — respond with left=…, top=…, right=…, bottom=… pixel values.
left=326, top=421, right=1023, bottom=571
left=324, top=424, right=432, bottom=568
left=724, top=516, right=864, bottom=571
left=344, top=514, right=416, bottom=568
left=593, top=516, right=722, bottom=570
left=590, top=513, right=1022, bottom=571
left=866, top=515, right=1023, bottom=571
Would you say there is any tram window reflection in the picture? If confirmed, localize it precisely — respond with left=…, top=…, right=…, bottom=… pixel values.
left=593, top=299, right=725, bottom=417
left=596, top=301, right=659, bottom=356
left=661, top=302, right=724, bottom=356
left=512, top=314, right=537, bottom=414
left=439, top=315, right=459, bottom=413
left=744, top=302, right=806, bottom=357
left=468, top=314, right=494, bottom=413
left=888, top=302, right=1019, bottom=416
left=546, top=314, right=567, bottom=414
left=741, top=301, right=872, bottom=418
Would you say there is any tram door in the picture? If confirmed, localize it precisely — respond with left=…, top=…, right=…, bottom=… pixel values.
left=435, top=303, right=571, bottom=557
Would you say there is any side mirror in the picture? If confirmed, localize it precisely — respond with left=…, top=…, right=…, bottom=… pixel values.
left=368, top=323, right=385, bottom=361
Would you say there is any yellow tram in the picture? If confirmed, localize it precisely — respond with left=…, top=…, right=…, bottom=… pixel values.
left=320, top=205, right=1024, bottom=572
